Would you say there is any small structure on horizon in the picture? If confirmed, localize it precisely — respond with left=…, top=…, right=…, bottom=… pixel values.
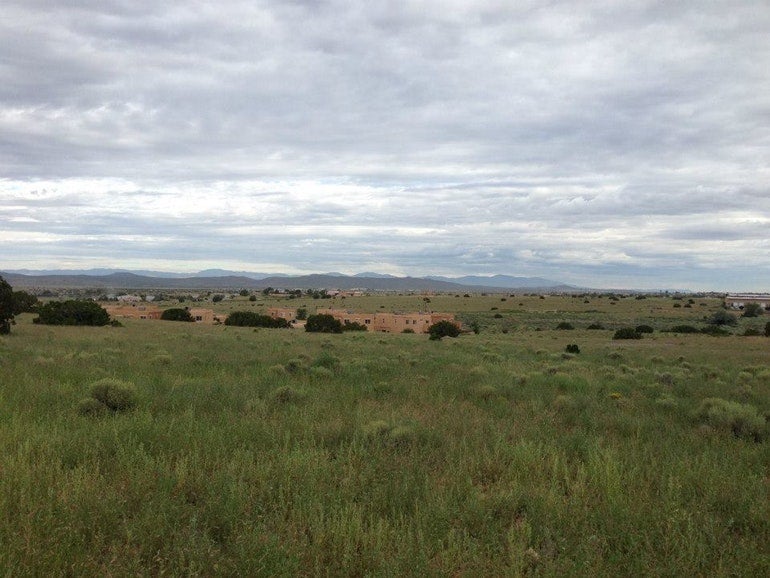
left=724, top=294, right=770, bottom=310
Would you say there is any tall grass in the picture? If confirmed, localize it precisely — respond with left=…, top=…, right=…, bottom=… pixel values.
left=0, top=304, right=768, bottom=575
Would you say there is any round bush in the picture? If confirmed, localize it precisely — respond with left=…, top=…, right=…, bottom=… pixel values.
left=635, top=325, right=654, bottom=334
left=77, top=397, right=108, bottom=417
left=428, top=320, right=460, bottom=340
left=90, top=378, right=137, bottom=412
left=160, top=308, right=194, bottom=322
left=565, top=344, right=580, bottom=354
left=613, top=327, right=642, bottom=340
left=555, top=322, right=574, bottom=330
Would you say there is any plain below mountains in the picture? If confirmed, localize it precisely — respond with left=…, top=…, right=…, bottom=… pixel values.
left=1, top=269, right=576, bottom=293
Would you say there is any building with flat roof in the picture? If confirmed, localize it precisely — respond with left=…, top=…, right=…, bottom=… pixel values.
left=724, top=294, right=770, bottom=310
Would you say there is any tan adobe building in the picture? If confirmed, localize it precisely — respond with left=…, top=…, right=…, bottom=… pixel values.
left=313, top=308, right=457, bottom=334
left=103, top=304, right=219, bottom=323
left=724, top=294, right=770, bottom=310
left=267, top=307, right=298, bottom=321
left=103, top=304, right=163, bottom=320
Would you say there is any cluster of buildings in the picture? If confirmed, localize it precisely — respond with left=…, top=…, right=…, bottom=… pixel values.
left=268, top=307, right=457, bottom=334
left=102, top=302, right=458, bottom=334
left=102, top=304, right=218, bottom=323
left=724, top=294, right=770, bottom=310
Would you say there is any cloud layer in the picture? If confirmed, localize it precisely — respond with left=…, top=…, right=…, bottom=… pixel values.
left=1, top=1, right=769, bottom=289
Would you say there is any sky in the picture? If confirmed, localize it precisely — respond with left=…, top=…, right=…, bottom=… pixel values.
left=1, top=1, right=769, bottom=291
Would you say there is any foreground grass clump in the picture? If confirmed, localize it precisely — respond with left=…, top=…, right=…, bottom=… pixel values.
left=694, top=397, right=767, bottom=441
left=89, top=378, right=138, bottom=412
left=1, top=302, right=769, bottom=576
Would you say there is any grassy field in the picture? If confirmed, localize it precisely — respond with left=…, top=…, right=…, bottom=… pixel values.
left=1, top=296, right=768, bottom=576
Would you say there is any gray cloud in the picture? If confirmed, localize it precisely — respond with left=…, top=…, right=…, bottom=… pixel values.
left=1, top=1, right=769, bottom=289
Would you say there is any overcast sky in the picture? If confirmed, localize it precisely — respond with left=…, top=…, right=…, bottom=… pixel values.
left=1, top=1, right=769, bottom=290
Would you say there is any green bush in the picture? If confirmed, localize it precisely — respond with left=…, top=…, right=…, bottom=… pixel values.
left=708, top=310, right=738, bottom=326
left=635, top=325, right=654, bottom=334
left=0, top=275, right=13, bottom=334
left=305, top=314, right=343, bottom=333
left=160, top=308, right=194, bottom=322
left=342, top=321, right=368, bottom=331
left=765, top=321, right=770, bottom=337
left=586, top=323, right=604, bottom=330
left=77, top=397, right=108, bottom=418
left=34, top=300, right=110, bottom=326
left=90, top=378, right=137, bottom=412
left=694, top=398, right=766, bottom=441
left=565, top=344, right=580, bottom=354
left=555, top=322, right=574, bottom=330
left=428, top=320, right=460, bottom=340
left=225, top=311, right=289, bottom=328
left=741, top=302, right=763, bottom=317
left=311, top=351, right=340, bottom=370
left=613, top=327, right=642, bottom=340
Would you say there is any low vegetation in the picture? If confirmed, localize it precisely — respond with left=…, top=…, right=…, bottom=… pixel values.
left=0, top=290, right=768, bottom=575
left=224, top=311, right=290, bottom=328
left=33, top=299, right=111, bottom=326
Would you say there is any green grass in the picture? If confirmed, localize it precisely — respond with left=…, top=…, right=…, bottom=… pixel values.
left=1, top=300, right=768, bottom=575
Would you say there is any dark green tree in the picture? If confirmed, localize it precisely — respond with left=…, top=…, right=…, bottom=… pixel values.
left=34, top=300, right=110, bottom=326
left=225, top=311, right=289, bottom=328
left=160, top=308, right=195, bottom=322
left=764, top=321, right=770, bottom=337
left=428, top=320, right=460, bottom=340
left=305, top=314, right=343, bottom=333
left=12, top=290, right=38, bottom=314
left=0, top=275, right=14, bottom=334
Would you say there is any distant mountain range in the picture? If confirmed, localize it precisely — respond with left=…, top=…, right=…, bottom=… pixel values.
left=0, top=269, right=577, bottom=293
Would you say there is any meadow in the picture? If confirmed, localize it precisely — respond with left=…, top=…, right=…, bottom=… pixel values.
left=0, top=294, right=768, bottom=576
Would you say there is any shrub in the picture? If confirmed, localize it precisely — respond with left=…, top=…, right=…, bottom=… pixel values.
left=312, top=351, right=340, bottom=370
left=742, top=327, right=762, bottom=337
left=211, top=294, right=224, bottom=302
left=742, top=302, right=763, bottom=317
left=708, top=309, right=738, bottom=326
left=77, top=398, right=108, bottom=417
left=635, top=325, right=654, bottom=334
left=0, top=275, right=13, bottom=334
left=305, top=314, right=343, bottom=333
left=587, top=323, right=604, bottom=330
left=613, top=327, right=642, bottom=340
left=90, top=378, right=137, bottom=412
left=296, top=307, right=308, bottom=320
left=34, top=300, right=110, bottom=326
left=225, top=311, right=289, bottom=328
left=428, top=320, right=460, bottom=340
left=555, top=322, right=574, bottom=330
left=342, top=321, right=367, bottom=331
left=765, top=321, right=770, bottom=337
left=270, top=386, right=305, bottom=405
left=694, top=398, right=766, bottom=441
left=160, top=308, right=194, bottom=322
left=402, top=328, right=415, bottom=334
left=565, top=344, right=580, bottom=354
